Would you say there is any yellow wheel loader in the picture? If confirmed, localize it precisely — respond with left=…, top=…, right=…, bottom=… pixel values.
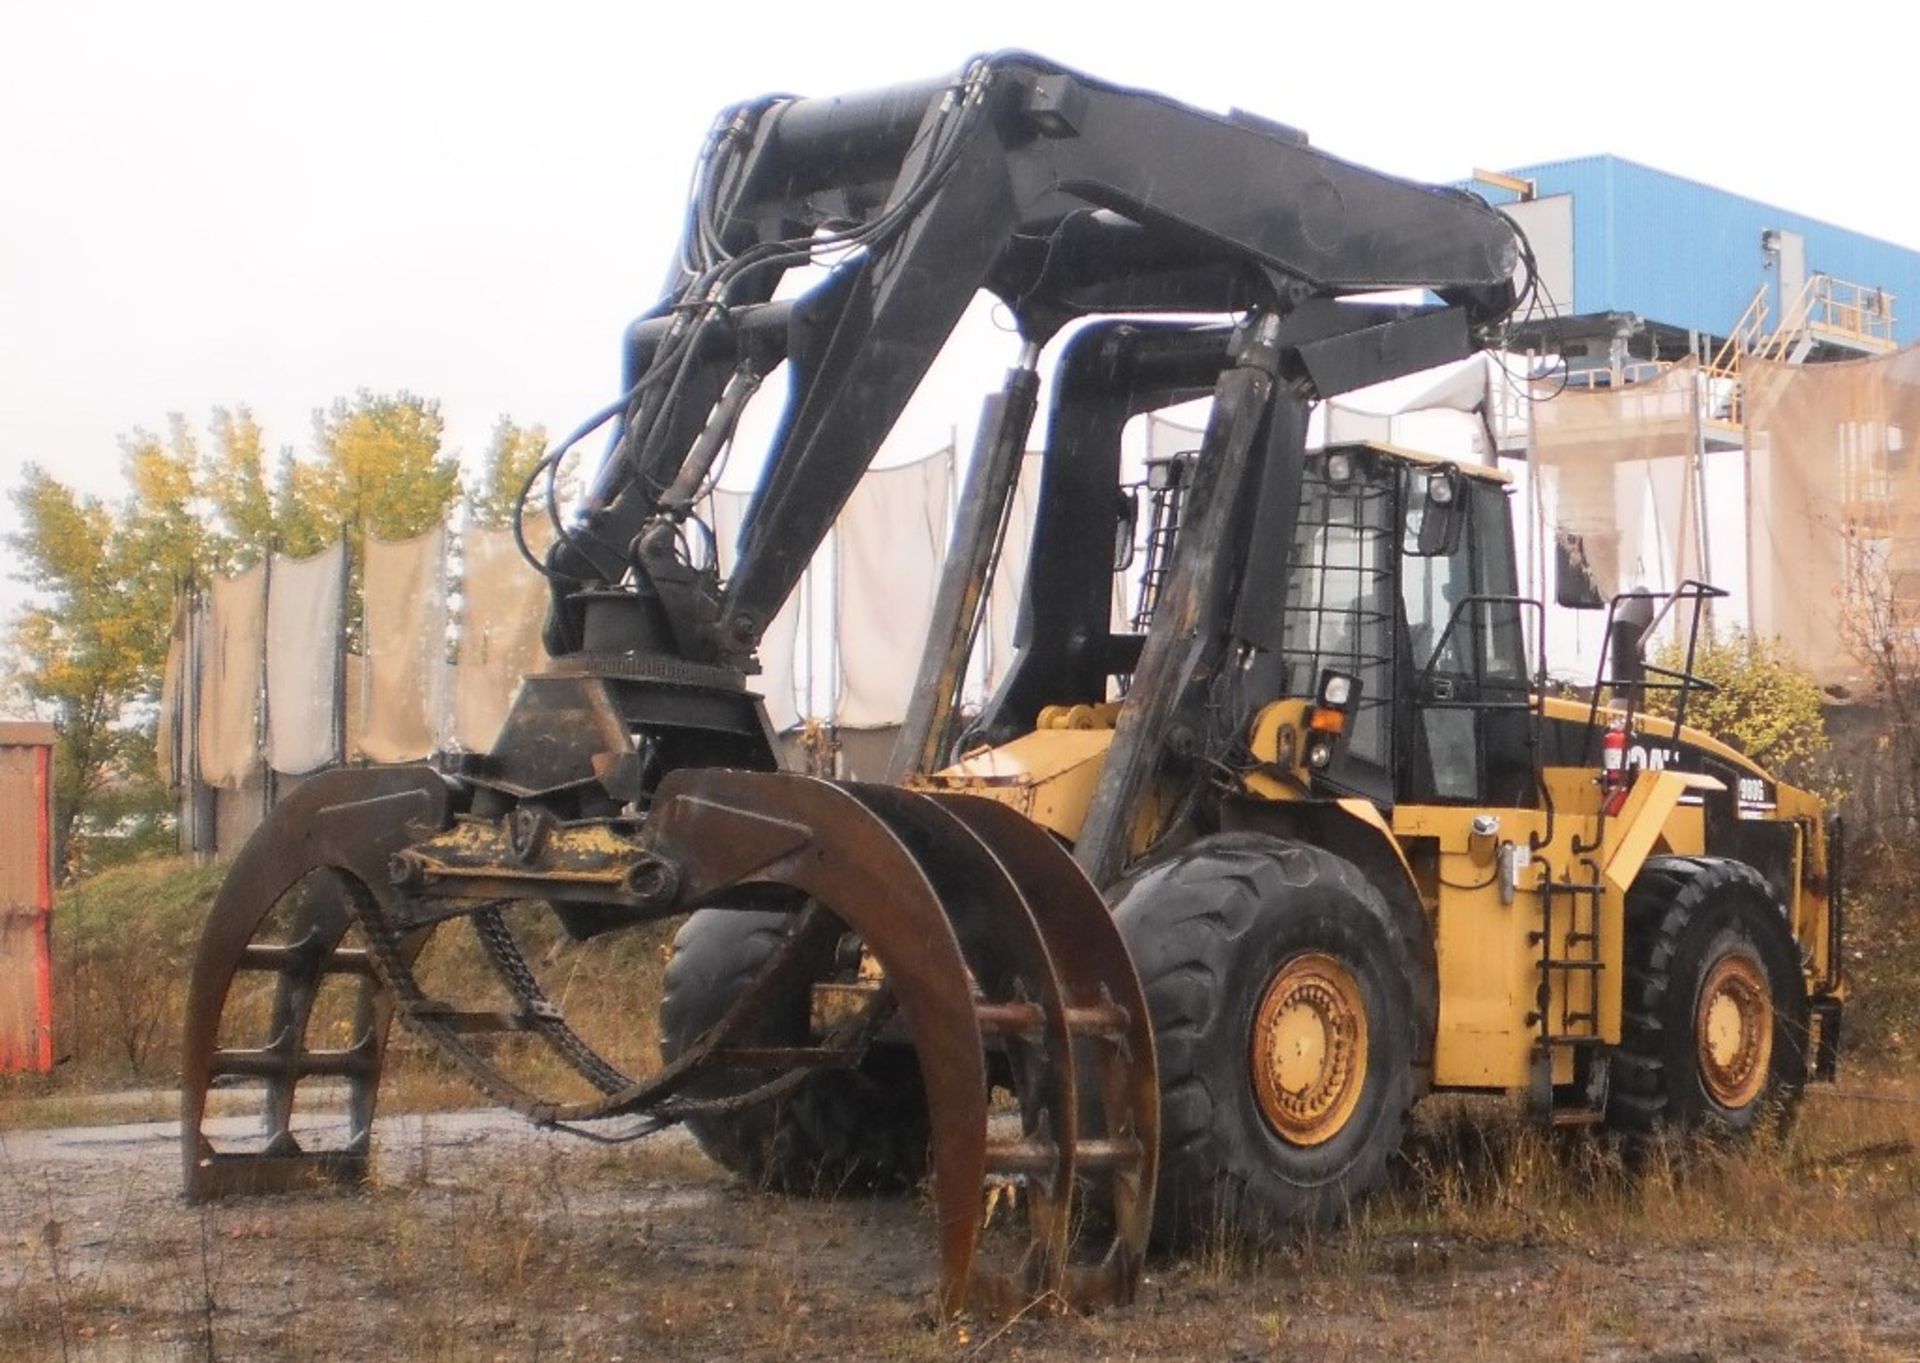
left=181, top=54, right=1844, bottom=1314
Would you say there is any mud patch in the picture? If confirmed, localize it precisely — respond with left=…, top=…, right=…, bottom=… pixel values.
left=3, top=1099, right=1919, bottom=1361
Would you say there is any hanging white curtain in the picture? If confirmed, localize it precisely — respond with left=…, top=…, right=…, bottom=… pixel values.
left=196, top=563, right=267, bottom=789
left=453, top=520, right=552, bottom=753
left=834, top=447, right=954, bottom=728
left=265, top=542, right=345, bottom=774
left=356, top=527, right=448, bottom=763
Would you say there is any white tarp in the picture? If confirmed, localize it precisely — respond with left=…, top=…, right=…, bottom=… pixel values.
left=1530, top=360, right=1702, bottom=601
left=156, top=602, right=187, bottom=788
left=985, top=452, right=1045, bottom=691
left=1316, top=354, right=1496, bottom=462
left=356, top=527, right=448, bottom=763
left=453, top=522, right=551, bottom=753
left=1146, top=416, right=1205, bottom=464
left=1745, top=346, right=1920, bottom=684
left=1337, top=352, right=1493, bottom=418
left=196, top=563, right=267, bottom=789
left=265, top=543, right=344, bottom=774
left=708, top=489, right=804, bottom=732
left=835, top=448, right=953, bottom=728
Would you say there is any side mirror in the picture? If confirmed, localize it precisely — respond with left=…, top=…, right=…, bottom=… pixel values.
left=1404, top=466, right=1465, bottom=557
left=1114, top=488, right=1140, bottom=572
left=1554, top=533, right=1607, bottom=610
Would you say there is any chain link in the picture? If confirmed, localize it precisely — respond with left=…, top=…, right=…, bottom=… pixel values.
left=470, top=906, right=637, bottom=1096
left=344, top=873, right=885, bottom=1131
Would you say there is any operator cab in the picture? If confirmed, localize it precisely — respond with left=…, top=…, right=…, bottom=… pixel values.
left=966, top=321, right=1542, bottom=837
left=1272, top=443, right=1532, bottom=810
left=1097, top=438, right=1531, bottom=810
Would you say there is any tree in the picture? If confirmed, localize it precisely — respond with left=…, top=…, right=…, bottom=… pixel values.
left=198, top=406, right=278, bottom=572
left=287, top=390, right=460, bottom=558
left=465, top=416, right=551, bottom=530
left=286, top=391, right=463, bottom=649
left=1649, top=628, right=1829, bottom=780
left=5, top=394, right=467, bottom=872
left=5, top=425, right=203, bottom=871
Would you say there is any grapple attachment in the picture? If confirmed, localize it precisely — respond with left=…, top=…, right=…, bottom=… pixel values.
left=181, top=766, right=451, bottom=1199
left=180, top=765, right=1157, bottom=1316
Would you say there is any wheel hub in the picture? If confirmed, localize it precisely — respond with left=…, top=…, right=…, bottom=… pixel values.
left=1251, top=952, right=1368, bottom=1146
left=1695, top=952, right=1772, bottom=1109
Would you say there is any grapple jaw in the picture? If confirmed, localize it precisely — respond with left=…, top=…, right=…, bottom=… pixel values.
left=180, top=764, right=1157, bottom=1316
left=180, top=765, right=453, bottom=1200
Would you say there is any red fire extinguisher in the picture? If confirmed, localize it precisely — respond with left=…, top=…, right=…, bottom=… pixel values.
left=1601, top=719, right=1630, bottom=815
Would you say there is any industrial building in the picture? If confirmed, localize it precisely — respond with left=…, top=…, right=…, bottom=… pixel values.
left=1472, top=155, right=1916, bottom=379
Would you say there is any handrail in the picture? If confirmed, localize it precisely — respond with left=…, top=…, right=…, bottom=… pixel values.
left=1706, top=284, right=1769, bottom=383
left=1561, top=360, right=1670, bottom=390
left=1754, top=274, right=1822, bottom=365
left=1577, top=579, right=1730, bottom=762
left=1806, top=274, right=1897, bottom=346
left=1413, top=592, right=1551, bottom=817
left=1705, top=273, right=1898, bottom=429
left=1754, top=272, right=1896, bottom=363
left=1416, top=593, right=1543, bottom=700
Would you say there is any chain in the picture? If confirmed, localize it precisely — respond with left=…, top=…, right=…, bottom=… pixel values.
left=344, top=873, right=889, bottom=1131
left=470, top=906, right=636, bottom=1096
left=347, top=876, right=577, bottom=1121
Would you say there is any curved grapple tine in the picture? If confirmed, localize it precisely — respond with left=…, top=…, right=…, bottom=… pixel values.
left=645, top=768, right=1157, bottom=1316
left=927, top=793, right=1159, bottom=1310
left=642, top=769, right=992, bottom=1316
left=181, top=766, right=450, bottom=1200
left=840, top=784, right=1078, bottom=1312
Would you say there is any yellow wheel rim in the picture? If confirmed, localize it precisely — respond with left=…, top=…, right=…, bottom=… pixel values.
left=1695, top=953, right=1773, bottom=1109
left=1250, top=952, right=1369, bottom=1146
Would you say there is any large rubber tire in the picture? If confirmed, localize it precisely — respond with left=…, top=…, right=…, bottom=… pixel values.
left=1113, top=833, right=1420, bottom=1248
left=1607, top=856, right=1810, bottom=1138
left=659, top=908, right=930, bottom=1194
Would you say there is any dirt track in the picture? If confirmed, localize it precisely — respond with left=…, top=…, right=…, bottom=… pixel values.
left=4, top=1098, right=1920, bottom=1361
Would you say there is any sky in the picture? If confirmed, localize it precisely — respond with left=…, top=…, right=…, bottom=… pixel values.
left=3, top=0, right=1913, bottom=630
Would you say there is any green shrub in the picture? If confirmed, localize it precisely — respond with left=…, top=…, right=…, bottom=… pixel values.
left=1650, top=628, right=1830, bottom=782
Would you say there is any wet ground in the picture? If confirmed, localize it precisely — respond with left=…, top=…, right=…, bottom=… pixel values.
left=4, top=1096, right=1919, bottom=1361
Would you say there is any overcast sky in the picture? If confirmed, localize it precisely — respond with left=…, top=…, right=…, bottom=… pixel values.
left=3, top=1, right=1911, bottom=623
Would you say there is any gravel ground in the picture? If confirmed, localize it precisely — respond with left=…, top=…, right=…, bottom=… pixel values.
left=3, top=1095, right=1918, bottom=1362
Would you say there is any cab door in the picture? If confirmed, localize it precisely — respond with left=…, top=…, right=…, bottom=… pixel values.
left=1397, top=473, right=1533, bottom=806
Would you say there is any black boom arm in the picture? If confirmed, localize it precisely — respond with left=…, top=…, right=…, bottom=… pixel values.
left=547, top=52, right=1519, bottom=676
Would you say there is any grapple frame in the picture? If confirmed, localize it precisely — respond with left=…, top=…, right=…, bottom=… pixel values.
left=182, top=764, right=1156, bottom=1313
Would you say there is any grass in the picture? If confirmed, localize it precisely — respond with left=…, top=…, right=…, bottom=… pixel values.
left=6, top=851, right=1920, bottom=1358
left=43, top=856, right=227, bottom=1086
left=6, top=855, right=675, bottom=1132
left=4, top=1075, right=1915, bottom=1361
left=1063, top=1083, right=1920, bottom=1363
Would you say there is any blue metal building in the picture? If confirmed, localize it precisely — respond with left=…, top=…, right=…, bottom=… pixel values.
left=1468, top=156, right=1920, bottom=366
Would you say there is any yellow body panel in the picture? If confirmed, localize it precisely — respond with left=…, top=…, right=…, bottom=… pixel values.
left=916, top=728, right=1113, bottom=841
left=1392, top=769, right=1718, bottom=1089
left=1246, top=696, right=1730, bottom=1089
left=1540, top=693, right=1836, bottom=996
left=1537, top=694, right=1762, bottom=779
left=933, top=688, right=1832, bottom=1099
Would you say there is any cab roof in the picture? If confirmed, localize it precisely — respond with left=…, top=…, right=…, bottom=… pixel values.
left=1322, top=439, right=1512, bottom=486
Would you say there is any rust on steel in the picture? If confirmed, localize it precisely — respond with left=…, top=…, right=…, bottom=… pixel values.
left=933, top=793, right=1159, bottom=1308
left=180, top=761, right=1157, bottom=1315
left=181, top=766, right=452, bottom=1200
